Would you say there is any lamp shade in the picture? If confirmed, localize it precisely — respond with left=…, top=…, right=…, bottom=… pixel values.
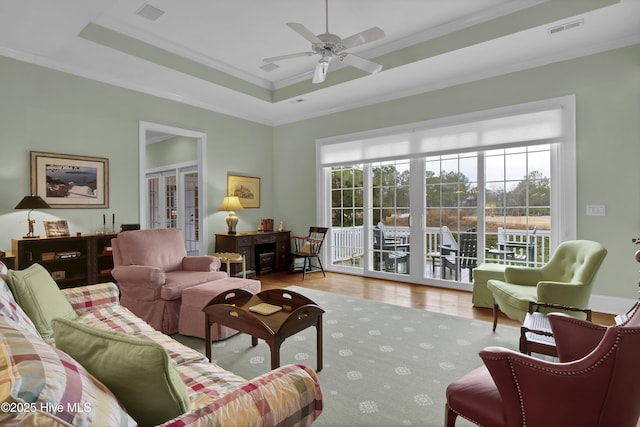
left=15, top=195, right=50, bottom=210
left=218, top=196, right=244, bottom=212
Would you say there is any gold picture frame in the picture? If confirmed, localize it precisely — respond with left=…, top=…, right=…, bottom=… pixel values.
left=227, top=175, right=260, bottom=208
left=30, top=151, right=109, bottom=208
left=43, top=220, right=70, bottom=238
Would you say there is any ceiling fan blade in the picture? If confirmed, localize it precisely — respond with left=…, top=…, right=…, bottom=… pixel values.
left=263, top=52, right=315, bottom=63
left=340, top=53, right=383, bottom=74
left=312, top=59, right=331, bottom=84
left=287, top=22, right=323, bottom=44
left=341, top=27, right=385, bottom=49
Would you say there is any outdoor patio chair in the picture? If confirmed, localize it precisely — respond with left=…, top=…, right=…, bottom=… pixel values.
left=373, top=225, right=410, bottom=273
left=427, top=226, right=458, bottom=279
left=442, top=228, right=477, bottom=281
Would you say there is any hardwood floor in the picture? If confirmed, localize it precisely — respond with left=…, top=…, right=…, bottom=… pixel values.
left=260, top=270, right=616, bottom=327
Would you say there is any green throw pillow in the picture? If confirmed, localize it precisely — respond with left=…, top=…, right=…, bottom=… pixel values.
left=6, top=263, right=77, bottom=340
left=52, top=318, right=191, bottom=426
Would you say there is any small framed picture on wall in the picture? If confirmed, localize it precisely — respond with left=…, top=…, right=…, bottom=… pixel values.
left=227, top=175, right=260, bottom=208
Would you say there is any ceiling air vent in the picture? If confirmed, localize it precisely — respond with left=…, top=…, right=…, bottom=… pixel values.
left=136, top=3, right=165, bottom=22
left=260, top=63, right=279, bottom=72
left=548, top=19, right=584, bottom=35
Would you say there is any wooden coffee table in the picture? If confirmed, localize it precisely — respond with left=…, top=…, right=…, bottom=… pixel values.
left=203, top=288, right=324, bottom=371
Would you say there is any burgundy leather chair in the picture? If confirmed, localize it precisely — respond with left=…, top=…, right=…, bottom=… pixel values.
left=445, top=304, right=640, bottom=427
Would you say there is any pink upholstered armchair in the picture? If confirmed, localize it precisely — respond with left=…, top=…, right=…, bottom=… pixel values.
left=111, top=228, right=227, bottom=334
left=445, top=304, right=640, bottom=427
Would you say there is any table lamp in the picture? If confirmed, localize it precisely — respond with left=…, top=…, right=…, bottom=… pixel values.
left=15, top=195, right=50, bottom=238
left=218, top=195, right=244, bottom=234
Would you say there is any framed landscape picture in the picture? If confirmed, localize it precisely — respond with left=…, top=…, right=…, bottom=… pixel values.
left=30, top=151, right=109, bottom=208
left=227, top=174, right=260, bottom=208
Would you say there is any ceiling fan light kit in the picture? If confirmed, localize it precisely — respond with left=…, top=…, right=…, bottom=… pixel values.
left=263, top=0, right=385, bottom=84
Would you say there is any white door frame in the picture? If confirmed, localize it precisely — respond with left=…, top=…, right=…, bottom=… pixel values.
left=138, top=121, right=208, bottom=255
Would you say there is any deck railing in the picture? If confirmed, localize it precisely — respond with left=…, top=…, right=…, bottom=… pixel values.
left=330, top=226, right=550, bottom=266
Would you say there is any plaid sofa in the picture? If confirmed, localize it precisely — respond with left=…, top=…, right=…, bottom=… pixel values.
left=0, top=264, right=323, bottom=426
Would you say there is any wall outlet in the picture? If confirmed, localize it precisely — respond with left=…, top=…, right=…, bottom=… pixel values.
left=586, top=205, right=606, bottom=216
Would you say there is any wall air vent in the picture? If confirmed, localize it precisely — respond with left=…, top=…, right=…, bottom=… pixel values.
left=548, top=19, right=584, bottom=35
left=136, top=3, right=165, bottom=22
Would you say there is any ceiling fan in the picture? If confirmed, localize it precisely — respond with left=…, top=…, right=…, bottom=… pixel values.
left=263, top=0, right=385, bottom=84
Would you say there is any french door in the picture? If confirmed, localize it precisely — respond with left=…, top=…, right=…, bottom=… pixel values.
left=146, top=166, right=200, bottom=255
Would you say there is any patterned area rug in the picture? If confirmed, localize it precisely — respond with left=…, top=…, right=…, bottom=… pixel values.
left=173, top=286, right=521, bottom=427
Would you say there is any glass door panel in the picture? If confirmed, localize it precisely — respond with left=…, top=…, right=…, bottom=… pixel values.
left=330, top=165, right=364, bottom=270
left=182, top=170, right=199, bottom=255
left=424, top=153, right=478, bottom=283
left=147, top=176, right=161, bottom=229
left=484, top=145, right=551, bottom=267
left=164, top=175, right=177, bottom=228
left=370, top=160, right=411, bottom=276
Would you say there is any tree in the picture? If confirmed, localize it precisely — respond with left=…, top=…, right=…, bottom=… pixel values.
left=425, top=170, right=472, bottom=208
left=509, top=171, right=550, bottom=215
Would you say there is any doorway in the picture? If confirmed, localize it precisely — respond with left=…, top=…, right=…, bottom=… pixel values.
left=139, top=122, right=208, bottom=255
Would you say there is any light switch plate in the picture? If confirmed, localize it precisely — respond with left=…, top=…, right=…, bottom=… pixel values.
left=586, top=205, right=606, bottom=216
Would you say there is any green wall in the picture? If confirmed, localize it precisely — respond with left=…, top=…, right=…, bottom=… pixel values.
left=0, top=55, right=273, bottom=253
left=1, top=44, right=638, bottom=308
left=273, top=45, right=640, bottom=303
left=146, top=136, right=197, bottom=169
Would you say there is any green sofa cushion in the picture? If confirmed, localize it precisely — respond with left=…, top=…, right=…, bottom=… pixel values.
left=6, top=263, right=77, bottom=340
left=53, top=318, right=191, bottom=426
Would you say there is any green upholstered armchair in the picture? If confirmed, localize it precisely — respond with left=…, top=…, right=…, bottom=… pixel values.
left=487, top=240, right=607, bottom=330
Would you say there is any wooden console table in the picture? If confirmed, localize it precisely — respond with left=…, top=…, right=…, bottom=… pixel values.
left=215, top=231, right=290, bottom=276
left=0, top=252, right=16, bottom=270
left=11, top=234, right=116, bottom=288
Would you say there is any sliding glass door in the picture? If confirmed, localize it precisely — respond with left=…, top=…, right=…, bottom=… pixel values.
left=319, top=97, right=574, bottom=288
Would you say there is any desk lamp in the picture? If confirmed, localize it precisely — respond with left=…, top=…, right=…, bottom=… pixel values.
left=15, top=195, right=50, bottom=238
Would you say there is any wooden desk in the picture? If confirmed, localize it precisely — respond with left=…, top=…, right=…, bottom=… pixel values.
left=215, top=231, right=290, bottom=276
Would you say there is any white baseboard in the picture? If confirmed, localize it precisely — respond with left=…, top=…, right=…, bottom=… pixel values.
left=589, top=293, right=638, bottom=315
